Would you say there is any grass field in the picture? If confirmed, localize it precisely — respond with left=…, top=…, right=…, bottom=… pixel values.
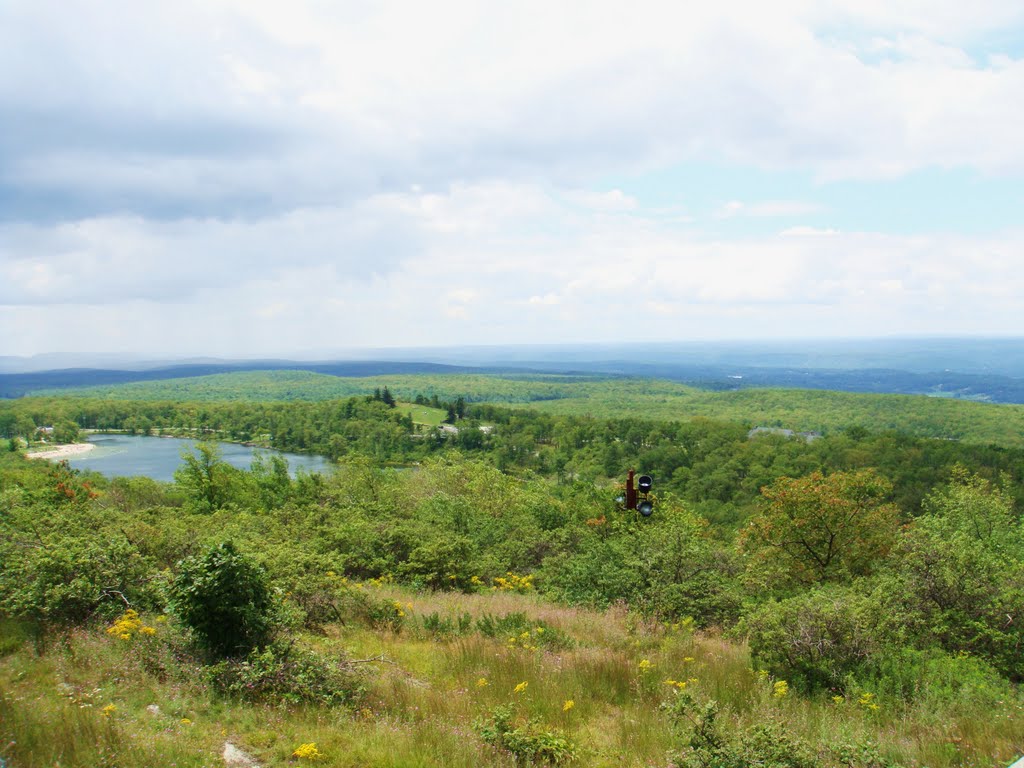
left=2, top=584, right=1021, bottom=768
left=398, top=402, right=448, bottom=428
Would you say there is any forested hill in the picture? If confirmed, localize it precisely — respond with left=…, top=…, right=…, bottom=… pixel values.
left=16, top=368, right=1024, bottom=449
left=6, top=349, right=1024, bottom=403
left=0, top=360, right=518, bottom=399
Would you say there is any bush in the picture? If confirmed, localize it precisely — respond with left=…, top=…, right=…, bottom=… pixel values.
left=398, top=535, right=481, bottom=591
left=420, top=611, right=474, bottom=638
left=474, top=704, right=577, bottom=765
left=873, top=519, right=1024, bottom=681
left=664, top=693, right=817, bottom=768
left=476, top=612, right=573, bottom=651
left=0, top=535, right=159, bottom=628
left=209, top=643, right=363, bottom=707
left=744, top=587, right=879, bottom=692
left=169, top=541, right=275, bottom=658
left=863, top=647, right=1014, bottom=709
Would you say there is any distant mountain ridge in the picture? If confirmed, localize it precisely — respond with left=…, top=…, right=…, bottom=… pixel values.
left=0, top=361, right=498, bottom=399
left=4, top=338, right=1024, bottom=402
left=4, top=359, right=1024, bottom=403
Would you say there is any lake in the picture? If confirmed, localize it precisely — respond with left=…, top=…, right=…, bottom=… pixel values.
left=65, top=434, right=332, bottom=482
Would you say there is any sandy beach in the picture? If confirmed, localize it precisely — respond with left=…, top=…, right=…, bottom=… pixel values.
left=26, top=443, right=96, bottom=460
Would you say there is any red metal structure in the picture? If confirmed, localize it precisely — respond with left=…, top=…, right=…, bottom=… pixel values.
left=625, top=469, right=638, bottom=510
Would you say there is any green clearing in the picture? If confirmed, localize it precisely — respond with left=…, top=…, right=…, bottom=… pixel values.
left=398, top=401, right=447, bottom=428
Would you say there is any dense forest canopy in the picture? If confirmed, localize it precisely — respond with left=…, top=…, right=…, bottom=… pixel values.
left=16, top=368, right=1024, bottom=447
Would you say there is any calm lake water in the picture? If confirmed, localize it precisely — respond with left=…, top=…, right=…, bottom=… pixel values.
left=66, top=434, right=332, bottom=482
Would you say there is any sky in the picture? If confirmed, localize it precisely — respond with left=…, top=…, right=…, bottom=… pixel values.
left=2, top=0, right=1024, bottom=358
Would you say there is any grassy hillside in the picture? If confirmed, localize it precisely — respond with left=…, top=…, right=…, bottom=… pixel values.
left=29, top=369, right=1024, bottom=448
left=4, top=584, right=1021, bottom=768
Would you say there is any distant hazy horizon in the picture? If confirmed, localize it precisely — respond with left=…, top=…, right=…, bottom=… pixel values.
left=4, top=336, right=1024, bottom=378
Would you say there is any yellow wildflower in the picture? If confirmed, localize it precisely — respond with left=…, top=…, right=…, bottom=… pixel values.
left=180, top=718, right=192, bottom=725
left=773, top=680, right=789, bottom=699
left=292, top=743, right=324, bottom=761
left=514, top=681, right=528, bottom=694
left=476, top=678, right=489, bottom=688
left=563, top=699, right=575, bottom=711
left=858, top=692, right=880, bottom=711
left=638, top=659, right=653, bottom=671
left=101, top=704, right=116, bottom=717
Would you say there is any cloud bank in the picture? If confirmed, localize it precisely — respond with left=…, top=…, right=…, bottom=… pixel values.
left=2, top=0, right=1023, bottom=355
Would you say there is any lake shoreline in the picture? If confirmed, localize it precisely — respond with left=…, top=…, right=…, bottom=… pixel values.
left=26, top=443, right=97, bottom=460
left=56, top=434, right=331, bottom=482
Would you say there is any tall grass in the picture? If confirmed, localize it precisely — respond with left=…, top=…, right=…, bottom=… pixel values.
left=2, top=589, right=1022, bottom=767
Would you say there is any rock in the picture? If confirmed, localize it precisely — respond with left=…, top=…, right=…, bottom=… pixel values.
left=222, top=742, right=260, bottom=768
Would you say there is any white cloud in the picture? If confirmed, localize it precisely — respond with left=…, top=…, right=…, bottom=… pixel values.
left=4, top=0, right=1024, bottom=222
left=3, top=178, right=1024, bottom=354
left=2, top=2, right=1024, bottom=354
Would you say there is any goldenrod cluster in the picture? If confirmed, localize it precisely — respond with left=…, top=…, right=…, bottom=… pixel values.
left=858, top=692, right=880, bottom=711
left=292, top=742, right=324, bottom=760
left=106, top=609, right=157, bottom=641
left=506, top=627, right=544, bottom=651
left=492, top=572, right=534, bottom=592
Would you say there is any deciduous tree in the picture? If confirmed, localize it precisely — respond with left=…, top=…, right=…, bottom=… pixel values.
left=742, top=470, right=900, bottom=587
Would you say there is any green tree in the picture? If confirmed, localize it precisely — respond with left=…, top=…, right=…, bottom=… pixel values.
left=174, top=442, right=231, bottom=513
left=51, top=419, right=81, bottom=444
left=742, top=470, right=900, bottom=588
left=169, top=541, right=275, bottom=658
left=921, top=467, right=1020, bottom=552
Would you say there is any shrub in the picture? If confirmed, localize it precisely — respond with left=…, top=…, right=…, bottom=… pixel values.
left=0, top=535, right=159, bottom=628
left=421, top=611, right=474, bottom=638
left=169, top=541, right=275, bottom=658
left=398, top=535, right=481, bottom=591
left=209, top=643, right=363, bottom=707
left=664, top=692, right=817, bottom=768
left=476, top=612, right=573, bottom=651
left=744, top=587, right=879, bottom=692
left=474, top=704, right=577, bottom=765
left=873, top=519, right=1024, bottom=681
